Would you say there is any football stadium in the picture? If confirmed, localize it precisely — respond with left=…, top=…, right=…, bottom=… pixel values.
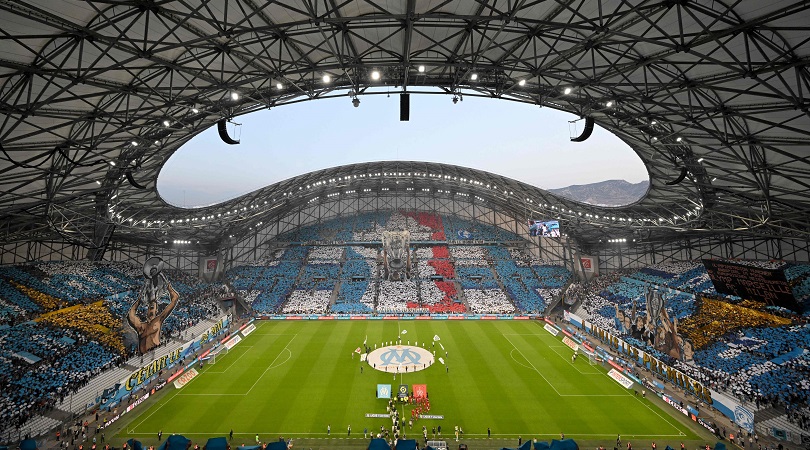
left=1, top=3, right=809, bottom=450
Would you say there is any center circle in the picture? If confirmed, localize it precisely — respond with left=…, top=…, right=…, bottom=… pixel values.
left=366, top=345, right=435, bottom=373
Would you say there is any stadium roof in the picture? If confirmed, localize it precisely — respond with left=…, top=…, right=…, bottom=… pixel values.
left=1, top=1, right=810, bottom=253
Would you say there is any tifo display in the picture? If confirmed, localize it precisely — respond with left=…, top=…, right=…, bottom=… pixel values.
left=0, top=211, right=808, bottom=448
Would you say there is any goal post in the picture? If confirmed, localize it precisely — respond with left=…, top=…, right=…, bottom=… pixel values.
left=209, top=346, right=228, bottom=365
left=583, top=349, right=599, bottom=366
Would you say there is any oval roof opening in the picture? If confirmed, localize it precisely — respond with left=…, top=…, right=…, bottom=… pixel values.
left=158, top=95, right=648, bottom=208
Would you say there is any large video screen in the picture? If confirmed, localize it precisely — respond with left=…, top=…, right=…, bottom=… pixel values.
left=528, top=219, right=560, bottom=238
left=702, top=259, right=800, bottom=312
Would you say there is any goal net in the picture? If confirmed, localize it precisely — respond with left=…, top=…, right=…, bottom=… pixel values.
left=209, top=346, right=228, bottom=364
left=583, top=350, right=599, bottom=366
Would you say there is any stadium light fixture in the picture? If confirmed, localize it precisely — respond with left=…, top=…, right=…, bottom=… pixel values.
left=230, top=91, right=240, bottom=100
left=606, top=101, right=613, bottom=107
left=131, top=141, right=138, bottom=146
left=109, top=161, right=116, bottom=166
left=470, top=73, right=478, bottom=81
left=276, top=82, right=283, bottom=89
left=371, top=70, right=381, bottom=80
left=163, top=119, right=171, bottom=127
left=676, top=137, right=683, bottom=142
left=563, top=87, right=572, bottom=95
left=95, top=180, right=101, bottom=185
left=651, top=120, right=657, bottom=125
left=418, top=65, right=425, bottom=73
left=352, top=97, right=360, bottom=107
left=518, top=79, right=526, bottom=86
left=191, top=107, right=199, bottom=114
left=323, top=74, right=332, bottom=83
left=698, top=158, right=704, bottom=162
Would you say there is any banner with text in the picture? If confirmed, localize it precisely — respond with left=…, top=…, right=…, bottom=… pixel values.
left=241, top=323, right=256, bottom=337
left=608, top=369, right=634, bottom=389
left=173, top=368, right=200, bottom=389
left=703, top=259, right=799, bottom=312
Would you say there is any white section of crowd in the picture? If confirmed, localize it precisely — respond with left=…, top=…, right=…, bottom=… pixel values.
left=465, top=289, right=515, bottom=314
left=282, top=290, right=332, bottom=314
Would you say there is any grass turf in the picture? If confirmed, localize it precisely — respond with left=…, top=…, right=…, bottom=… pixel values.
left=114, top=320, right=711, bottom=448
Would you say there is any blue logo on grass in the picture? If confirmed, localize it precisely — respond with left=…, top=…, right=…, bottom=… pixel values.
left=380, top=348, right=422, bottom=366
left=377, top=384, right=391, bottom=398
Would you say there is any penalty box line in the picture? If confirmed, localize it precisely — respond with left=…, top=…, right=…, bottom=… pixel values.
left=503, top=334, right=563, bottom=396
left=176, top=334, right=297, bottom=397
left=504, top=335, right=623, bottom=397
left=245, top=334, right=298, bottom=395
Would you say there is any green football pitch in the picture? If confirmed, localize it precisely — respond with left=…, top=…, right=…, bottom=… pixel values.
left=112, top=320, right=713, bottom=449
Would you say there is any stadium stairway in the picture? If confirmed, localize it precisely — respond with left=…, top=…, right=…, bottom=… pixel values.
left=330, top=280, right=341, bottom=308
left=755, top=407, right=807, bottom=440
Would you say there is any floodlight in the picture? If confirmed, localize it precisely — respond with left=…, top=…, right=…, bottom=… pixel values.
left=371, top=70, right=381, bottom=80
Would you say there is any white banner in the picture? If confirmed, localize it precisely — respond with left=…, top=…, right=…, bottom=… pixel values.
left=710, top=388, right=755, bottom=433
left=543, top=323, right=560, bottom=336
left=241, top=323, right=256, bottom=337
left=224, top=334, right=242, bottom=350
left=173, top=368, right=199, bottom=389
left=608, top=369, right=634, bottom=389
left=562, top=336, right=579, bottom=352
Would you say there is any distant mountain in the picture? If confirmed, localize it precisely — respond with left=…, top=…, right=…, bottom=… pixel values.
left=548, top=179, right=649, bottom=206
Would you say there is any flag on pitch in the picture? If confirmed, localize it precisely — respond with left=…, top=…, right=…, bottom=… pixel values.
left=355, top=347, right=362, bottom=354
left=433, top=335, right=441, bottom=342
left=377, top=384, right=392, bottom=399
left=397, top=384, right=409, bottom=398
left=413, top=384, right=427, bottom=399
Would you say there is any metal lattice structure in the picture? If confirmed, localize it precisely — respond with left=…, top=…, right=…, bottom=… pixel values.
left=2, top=1, right=810, bottom=263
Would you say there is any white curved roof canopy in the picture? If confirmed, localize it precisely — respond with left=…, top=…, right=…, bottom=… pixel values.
left=1, top=0, right=809, bottom=250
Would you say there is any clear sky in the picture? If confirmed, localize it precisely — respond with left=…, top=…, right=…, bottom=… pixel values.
left=158, top=92, right=648, bottom=208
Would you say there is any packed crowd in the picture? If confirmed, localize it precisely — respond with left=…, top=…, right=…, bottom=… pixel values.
left=573, top=260, right=810, bottom=427
left=0, top=321, right=125, bottom=433
left=281, top=290, right=331, bottom=314
left=465, top=289, right=515, bottom=314
left=0, top=260, right=230, bottom=435
left=228, top=213, right=573, bottom=316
